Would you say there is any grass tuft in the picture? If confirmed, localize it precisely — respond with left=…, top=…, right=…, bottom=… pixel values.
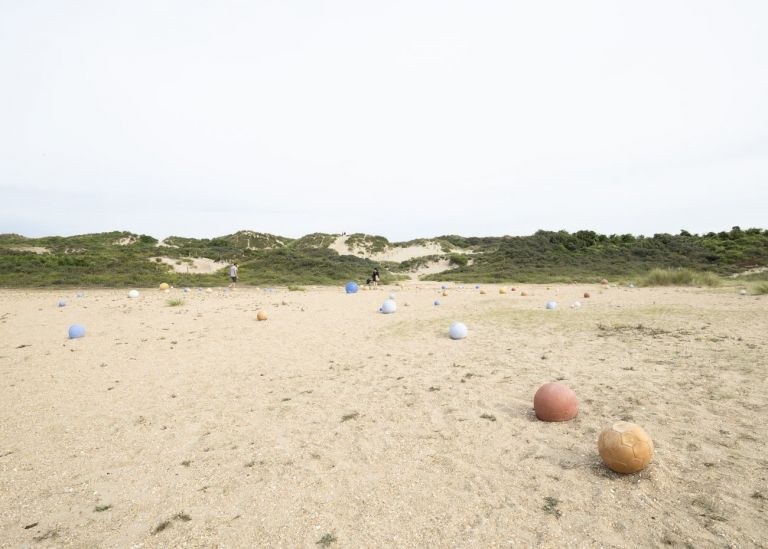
left=751, top=283, right=768, bottom=295
left=542, top=496, right=562, bottom=518
left=166, top=298, right=185, bottom=307
left=316, top=533, right=337, bottom=547
left=639, top=268, right=721, bottom=287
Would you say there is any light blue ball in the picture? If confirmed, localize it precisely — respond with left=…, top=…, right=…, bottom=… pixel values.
left=389, top=293, right=396, bottom=300
left=58, top=299, right=66, bottom=307
left=545, top=301, right=557, bottom=310
left=381, top=299, right=397, bottom=314
left=183, top=287, right=190, bottom=293
left=345, top=281, right=359, bottom=294
left=449, top=322, right=468, bottom=340
left=475, top=285, right=480, bottom=289
left=68, top=324, right=85, bottom=339
left=434, top=300, right=440, bottom=306
left=441, top=285, right=447, bottom=290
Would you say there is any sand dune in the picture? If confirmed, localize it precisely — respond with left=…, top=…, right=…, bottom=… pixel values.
left=0, top=285, right=766, bottom=547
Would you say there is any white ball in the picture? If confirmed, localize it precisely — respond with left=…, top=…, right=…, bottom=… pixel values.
left=739, top=289, right=747, bottom=296
left=128, top=290, right=140, bottom=298
left=381, top=299, right=397, bottom=314
left=545, top=301, right=557, bottom=310
left=389, top=293, right=396, bottom=300
left=571, top=301, right=581, bottom=309
left=449, top=322, right=468, bottom=340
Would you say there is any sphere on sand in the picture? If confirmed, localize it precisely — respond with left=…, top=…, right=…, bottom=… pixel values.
left=58, top=299, right=66, bottom=307
left=183, top=287, right=190, bottom=293
left=571, top=301, right=582, bottom=309
left=159, top=283, right=169, bottom=290
left=545, top=301, right=557, bottom=310
left=628, top=283, right=636, bottom=289
left=345, top=281, right=359, bottom=294
left=600, top=279, right=609, bottom=285
left=533, top=382, right=578, bottom=422
left=389, top=293, right=396, bottom=300
left=480, top=290, right=486, bottom=295
left=598, top=421, right=654, bottom=474
left=448, top=322, right=468, bottom=340
left=257, top=310, right=268, bottom=321
left=434, top=300, right=440, bottom=306
left=442, top=291, right=448, bottom=297
left=205, top=288, right=212, bottom=293
left=475, top=285, right=480, bottom=289
left=583, top=292, right=591, bottom=298
left=68, top=324, right=86, bottom=339
left=499, top=288, right=507, bottom=294
left=128, top=290, right=140, bottom=298
left=381, top=299, right=397, bottom=314
left=739, top=289, right=747, bottom=296
left=521, top=291, right=528, bottom=296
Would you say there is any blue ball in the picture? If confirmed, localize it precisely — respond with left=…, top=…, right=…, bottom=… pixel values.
left=345, top=281, right=359, bottom=294
left=475, top=285, right=480, bottom=289
left=380, top=299, right=397, bottom=314
left=58, top=299, right=66, bottom=307
left=68, top=324, right=85, bottom=339
left=441, top=285, right=447, bottom=290
left=545, top=301, right=558, bottom=310
left=183, top=287, right=190, bottom=293
left=434, top=300, right=441, bottom=306
left=449, top=322, right=468, bottom=340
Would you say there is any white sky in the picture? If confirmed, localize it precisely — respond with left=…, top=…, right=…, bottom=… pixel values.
left=1, top=1, right=766, bottom=241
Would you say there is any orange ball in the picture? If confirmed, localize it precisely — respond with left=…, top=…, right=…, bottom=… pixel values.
left=256, top=310, right=268, bottom=321
left=521, top=290, right=528, bottom=296
left=598, top=421, right=653, bottom=473
left=533, top=383, right=578, bottom=422
left=600, top=279, right=609, bottom=285
left=442, top=291, right=448, bottom=296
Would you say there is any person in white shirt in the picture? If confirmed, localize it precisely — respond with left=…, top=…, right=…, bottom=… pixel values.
left=229, top=263, right=238, bottom=288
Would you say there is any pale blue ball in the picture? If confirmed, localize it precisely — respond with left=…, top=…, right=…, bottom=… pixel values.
left=345, top=281, right=359, bottom=294
left=449, top=322, right=468, bottom=340
left=68, top=324, right=85, bottom=339
left=380, top=299, right=397, bottom=314
left=434, top=300, right=440, bottom=306
left=545, top=301, right=557, bottom=310
left=58, top=299, right=66, bottom=307
left=389, top=293, right=396, bottom=300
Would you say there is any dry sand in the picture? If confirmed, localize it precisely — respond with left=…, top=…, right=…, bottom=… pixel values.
left=0, top=285, right=766, bottom=548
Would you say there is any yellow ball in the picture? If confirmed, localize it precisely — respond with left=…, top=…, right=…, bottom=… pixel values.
left=480, top=290, right=486, bottom=295
left=598, top=421, right=654, bottom=474
left=257, top=310, right=268, bottom=321
left=159, top=283, right=169, bottom=290
left=499, top=288, right=506, bottom=294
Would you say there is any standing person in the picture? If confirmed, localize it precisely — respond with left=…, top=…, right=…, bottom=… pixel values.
left=229, top=262, right=238, bottom=288
left=372, top=267, right=380, bottom=287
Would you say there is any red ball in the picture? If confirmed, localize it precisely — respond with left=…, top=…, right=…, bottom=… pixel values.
left=583, top=292, right=591, bottom=298
left=533, top=383, right=578, bottom=422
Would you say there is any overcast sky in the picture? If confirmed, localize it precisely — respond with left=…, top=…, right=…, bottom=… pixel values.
left=1, top=1, right=766, bottom=241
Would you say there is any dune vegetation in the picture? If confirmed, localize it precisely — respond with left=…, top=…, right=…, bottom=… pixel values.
left=0, top=227, right=766, bottom=287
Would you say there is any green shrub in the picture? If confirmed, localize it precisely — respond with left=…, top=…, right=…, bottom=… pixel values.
left=448, top=254, right=469, bottom=267
left=166, top=298, right=185, bottom=306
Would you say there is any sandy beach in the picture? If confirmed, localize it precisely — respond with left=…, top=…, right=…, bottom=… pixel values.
left=1, top=284, right=766, bottom=548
